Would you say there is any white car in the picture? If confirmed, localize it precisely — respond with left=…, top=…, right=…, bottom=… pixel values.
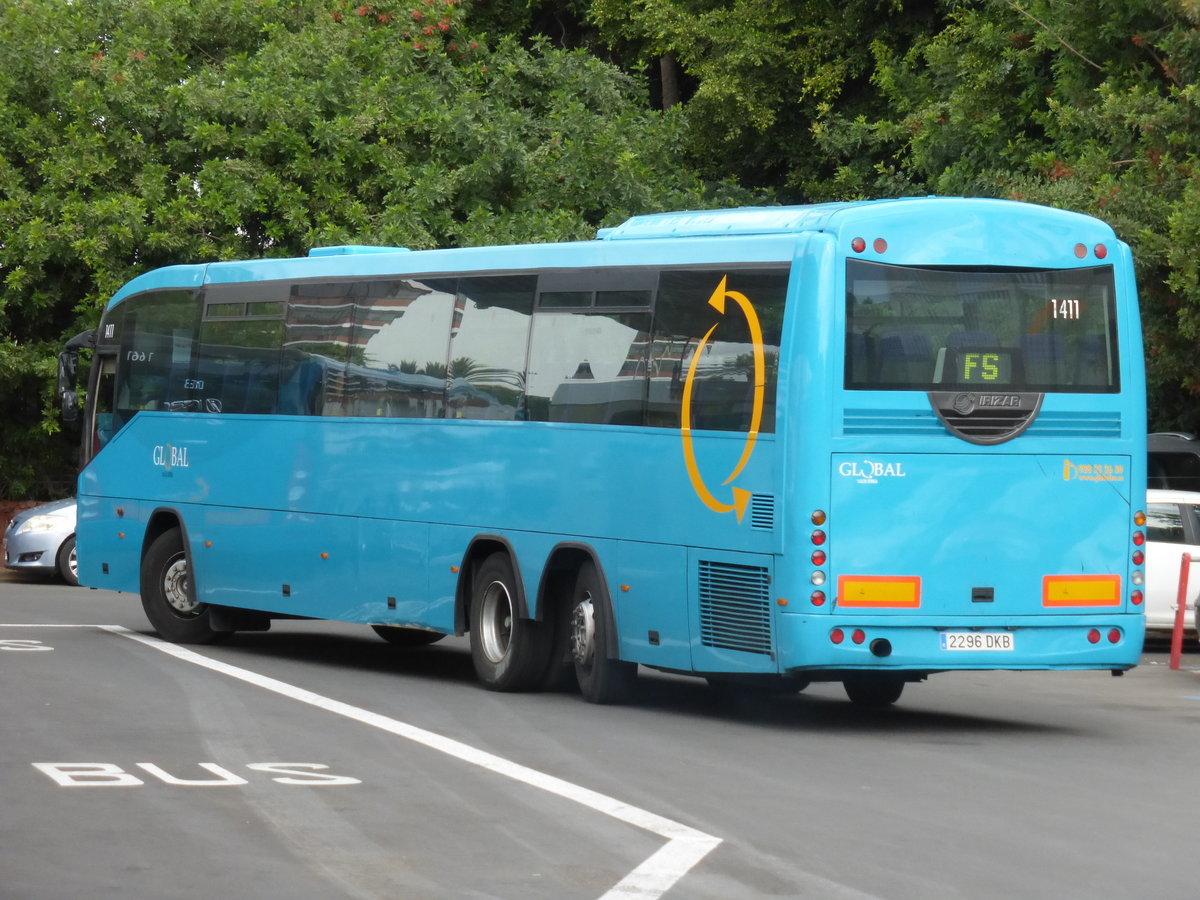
left=1144, top=489, right=1200, bottom=634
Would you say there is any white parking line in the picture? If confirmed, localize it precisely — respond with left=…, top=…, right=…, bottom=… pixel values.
left=5, top=624, right=721, bottom=899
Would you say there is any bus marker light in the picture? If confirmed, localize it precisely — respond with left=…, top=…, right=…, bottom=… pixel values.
left=873, top=238, right=887, bottom=254
left=777, top=598, right=789, bottom=607
left=811, top=591, right=826, bottom=606
left=204, top=541, right=212, bottom=548
left=620, top=584, right=631, bottom=592
left=450, top=565, right=459, bottom=573
left=1108, top=628, right=1121, bottom=643
left=1042, top=574, right=1120, bottom=607
left=1087, top=629, right=1101, bottom=644
left=1074, top=243, right=1088, bottom=258
left=852, top=629, right=866, bottom=644
left=1131, top=590, right=1143, bottom=605
left=811, top=550, right=826, bottom=565
left=1095, top=244, right=1108, bottom=259
left=1134, top=510, right=1146, bottom=526
left=837, top=575, right=921, bottom=608
left=811, top=509, right=826, bottom=525
left=831, top=628, right=845, bottom=644
left=851, top=237, right=866, bottom=253
left=811, top=529, right=826, bottom=546
left=320, top=552, right=329, bottom=559
left=116, top=507, right=124, bottom=517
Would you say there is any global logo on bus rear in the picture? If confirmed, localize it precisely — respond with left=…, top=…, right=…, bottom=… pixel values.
left=838, top=459, right=907, bottom=485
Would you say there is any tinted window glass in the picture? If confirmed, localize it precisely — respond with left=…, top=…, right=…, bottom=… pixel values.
left=845, top=261, right=1119, bottom=392
left=447, top=275, right=535, bottom=420
left=193, top=283, right=286, bottom=415
left=350, top=278, right=456, bottom=418
left=113, top=290, right=200, bottom=428
left=283, top=282, right=356, bottom=416
left=649, top=268, right=787, bottom=432
left=527, top=310, right=651, bottom=424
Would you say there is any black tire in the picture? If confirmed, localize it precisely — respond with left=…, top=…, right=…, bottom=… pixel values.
left=140, top=528, right=230, bottom=644
left=56, top=535, right=79, bottom=587
left=843, top=673, right=905, bottom=708
left=370, top=624, right=445, bottom=646
left=468, top=553, right=552, bottom=691
left=706, top=674, right=810, bottom=695
left=570, top=560, right=637, bottom=704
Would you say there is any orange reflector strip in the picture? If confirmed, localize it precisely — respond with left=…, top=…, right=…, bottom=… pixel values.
left=838, top=576, right=921, bottom=608
left=1042, top=575, right=1121, bottom=607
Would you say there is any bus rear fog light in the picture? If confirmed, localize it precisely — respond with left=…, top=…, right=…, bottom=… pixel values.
left=831, top=628, right=845, bottom=644
left=1087, top=629, right=1101, bottom=644
left=852, top=629, right=866, bottom=645
left=1108, top=628, right=1121, bottom=644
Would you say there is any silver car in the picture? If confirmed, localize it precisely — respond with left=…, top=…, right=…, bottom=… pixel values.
left=3, top=498, right=78, bottom=586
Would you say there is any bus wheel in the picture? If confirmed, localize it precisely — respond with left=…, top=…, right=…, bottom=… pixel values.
left=370, top=624, right=445, bottom=646
left=570, top=561, right=637, bottom=704
left=469, top=553, right=551, bottom=691
left=140, top=528, right=230, bottom=645
left=842, top=674, right=905, bottom=708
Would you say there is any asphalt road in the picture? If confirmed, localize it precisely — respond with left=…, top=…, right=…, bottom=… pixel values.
left=3, top=569, right=1198, bottom=900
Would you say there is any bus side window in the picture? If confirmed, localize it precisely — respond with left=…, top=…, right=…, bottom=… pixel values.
left=650, top=268, right=785, bottom=432
left=449, top=275, right=536, bottom=422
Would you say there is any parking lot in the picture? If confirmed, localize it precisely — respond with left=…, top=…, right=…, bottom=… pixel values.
left=3, top=568, right=1199, bottom=899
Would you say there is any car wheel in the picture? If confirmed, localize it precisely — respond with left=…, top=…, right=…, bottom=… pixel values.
left=139, top=527, right=230, bottom=644
left=56, top=535, right=79, bottom=587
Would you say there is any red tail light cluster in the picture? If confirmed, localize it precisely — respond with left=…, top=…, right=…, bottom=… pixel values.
left=811, top=509, right=827, bottom=606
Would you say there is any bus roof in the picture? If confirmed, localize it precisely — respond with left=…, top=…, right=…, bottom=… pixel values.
left=106, top=197, right=1118, bottom=308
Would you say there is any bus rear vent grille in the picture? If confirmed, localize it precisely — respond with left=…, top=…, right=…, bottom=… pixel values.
left=749, top=494, right=775, bottom=530
left=697, top=560, right=772, bottom=655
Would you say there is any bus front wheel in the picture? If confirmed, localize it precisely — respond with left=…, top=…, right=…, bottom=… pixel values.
left=842, top=673, right=905, bottom=708
left=140, top=528, right=230, bottom=645
left=570, top=561, right=637, bottom=704
left=469, top=553, right=551, bottom=692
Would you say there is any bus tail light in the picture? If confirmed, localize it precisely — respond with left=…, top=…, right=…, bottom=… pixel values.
left=831, top=628, right=845, bottom=644
left=1131, top=590, right=1143, bottom=606
left=1108, top=628, right=1121, bottom=644
left=851, top=629, right=866, bottom=645
left=811, top=591, right=826, bottom=606
left=1087, top=629, right=1101, bottom=644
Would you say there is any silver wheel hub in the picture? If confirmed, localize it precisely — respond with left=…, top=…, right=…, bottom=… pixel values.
left=479, top=580, right=513, bottom=663
left=163, top=556, right=196, bottom=614
left=571, top=594, right=596, bottom=666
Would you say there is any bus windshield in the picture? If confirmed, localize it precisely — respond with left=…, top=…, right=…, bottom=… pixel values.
left=845, top=260, right=1119, bottom=393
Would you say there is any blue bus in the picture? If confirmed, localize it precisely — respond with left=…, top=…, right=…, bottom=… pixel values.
left=61, top=198, right=1147, bottom=706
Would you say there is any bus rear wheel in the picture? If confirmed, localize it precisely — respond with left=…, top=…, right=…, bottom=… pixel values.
left=570, top=560, right=637, bottom=704
left=843, top=673, right=905, bottom=708
left=140, top=527, right=230, bottom=645
left=469, top=553, right=551, bottom=692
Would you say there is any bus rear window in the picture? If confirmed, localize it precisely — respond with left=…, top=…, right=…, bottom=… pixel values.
left=845, top=261, right=1119, bottom=393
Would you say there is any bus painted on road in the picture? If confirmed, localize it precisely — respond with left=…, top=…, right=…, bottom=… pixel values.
left=63, top=198, right=1147, bottom=706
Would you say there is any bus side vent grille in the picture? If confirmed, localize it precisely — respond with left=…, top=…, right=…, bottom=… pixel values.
left=843, top=408, right=944, bottom=436
left=1025, top=410, right=1121, bottom=438
left=749, top=494, right=775, bottom=530
left=697, top=561, right=772, bottom=655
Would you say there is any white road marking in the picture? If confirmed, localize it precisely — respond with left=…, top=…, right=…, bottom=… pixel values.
left=5, top=624, right=721, bottom=899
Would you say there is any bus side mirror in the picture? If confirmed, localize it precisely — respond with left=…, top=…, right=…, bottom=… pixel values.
left=57, top=350, right=79, bottom=422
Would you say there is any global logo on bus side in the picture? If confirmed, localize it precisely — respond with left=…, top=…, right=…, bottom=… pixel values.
left=680, top=276, right=765, bottom=523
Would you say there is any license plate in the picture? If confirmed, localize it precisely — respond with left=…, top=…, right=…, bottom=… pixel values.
left=939, top=631, right=1014, bottom=651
